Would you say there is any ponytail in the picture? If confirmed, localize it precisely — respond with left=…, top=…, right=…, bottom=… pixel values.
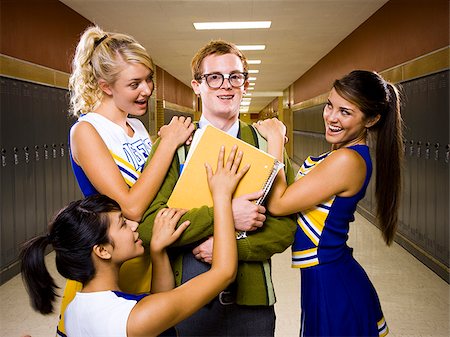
left=374, top=83, right=404, bottom=245
left=334, top=70, right=404, bottom=245
left=20, top=235, right=58, bottom=314
left=19, top=195, right=120, bottom=315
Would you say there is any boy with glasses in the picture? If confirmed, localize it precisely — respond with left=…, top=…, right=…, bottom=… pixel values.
left=139, top=40, right=297, bottom=336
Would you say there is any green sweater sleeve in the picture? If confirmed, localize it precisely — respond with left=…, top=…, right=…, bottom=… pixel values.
left=235, top=152, right=297, bottom=261
left=139, top=139, right=216, bottom=248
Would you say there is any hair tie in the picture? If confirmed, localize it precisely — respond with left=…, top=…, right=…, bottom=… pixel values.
left=94, top=34, right=108, bottom=50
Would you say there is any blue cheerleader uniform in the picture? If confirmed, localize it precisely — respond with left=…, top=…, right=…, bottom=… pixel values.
left=292, top=144, right=389, bottom=337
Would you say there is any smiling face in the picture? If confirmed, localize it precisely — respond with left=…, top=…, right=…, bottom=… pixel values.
left=104, top=62, right=154, bottom=117
left=191, top=53, right=248, bottom=127
left=323, top=88, right=375, bottom=149
left=106, top=211, right=144, bottom=264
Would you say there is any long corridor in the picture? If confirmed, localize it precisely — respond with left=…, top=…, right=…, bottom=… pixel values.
left=1, top=212, right=448, bottom=337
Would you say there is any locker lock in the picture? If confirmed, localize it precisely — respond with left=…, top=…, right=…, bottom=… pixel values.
left=52, top=144, right=57, bottom=159
left=60, top=143, right=65, bottom=157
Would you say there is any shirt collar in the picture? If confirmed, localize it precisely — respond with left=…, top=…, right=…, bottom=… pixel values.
left=198, top=115, right=239, bottom=138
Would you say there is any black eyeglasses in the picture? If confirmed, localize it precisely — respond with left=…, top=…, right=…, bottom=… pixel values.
left=198, top=72, right=248, bottom=89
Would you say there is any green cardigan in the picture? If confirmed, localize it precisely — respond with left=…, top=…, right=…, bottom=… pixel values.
left=139, top=120, right=297, bottom=306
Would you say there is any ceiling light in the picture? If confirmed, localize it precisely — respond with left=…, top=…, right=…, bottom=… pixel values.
left=248, top=70, right=259, bottom=74
left=247, top=87, right=255, bottom=90
left=248, top=60, right=261, bottom=64
left=249, top=83, right=256, bottom=86
left=237, top=45, right=266, bottom=51
left=244, top=92, right=252, bottom=96
left=193, top=21, right=271, bottom=30
left=248, top=77, right=257, bottom=81
left=240, top=101, right=251, bottom=106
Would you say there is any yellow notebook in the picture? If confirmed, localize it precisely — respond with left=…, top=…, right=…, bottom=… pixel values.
left=167, top=125, right=283, bottom=209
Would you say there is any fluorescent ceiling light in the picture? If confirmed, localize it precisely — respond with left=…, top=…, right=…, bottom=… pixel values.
left=249, top=83, right=256, bottom=86
left=244, top=92, right=252, bottom=96
left=248, top=70, right=259, bottom=74
left=247, top=87, right=255, bottom=90
left=248, top=77, right=257, bottom=81
left=237, top=45, right=266, bottom=51
left=193, top=21, right=271, bottom=30
left=248, top=60, right=261, bottom=64
left=248, top=91, right=283, bottom=97
left=240, top=101, right=251, bottom=106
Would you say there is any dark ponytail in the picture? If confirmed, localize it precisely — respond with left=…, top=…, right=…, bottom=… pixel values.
left=374, top=83, right=403, bottom=245
left=20, top=195, right=120, bottom=314
left=334, top=70, right=404, bottom=245
left=20, top=235, right=58, bottom=314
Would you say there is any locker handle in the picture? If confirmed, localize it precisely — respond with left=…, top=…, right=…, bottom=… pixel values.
left=52, top=143, right=57, bottom=159
left=409, top=140, right=414, bottom=156
left=434, top=143, right=440, bottom=161
left=24, top=146, right=30, bottom=163
left=1, top=148, right=6, bottom=167
left=446, top=144, right=449, bottom=164
left=34, top=145, right=40, bottom=161
left=44, top=144, right=49, bottom=160
left=425, top=142, right=430, bottom=159
left=13, top=147, right=19, bottom=165
left=416, top=141, right=422, bottom=158
left=60, top=142, right=65, bottom=157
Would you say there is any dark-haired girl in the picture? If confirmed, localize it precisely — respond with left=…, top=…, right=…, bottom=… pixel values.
left=254, top=70, right=403, bottom=337
left=21, top=146, right=248, bottom=337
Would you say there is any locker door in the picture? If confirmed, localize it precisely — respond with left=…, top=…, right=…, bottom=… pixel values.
left=407, top=80, right=421, bottom=243
left=32, top=84, right=47, bottom=235
left=433, top=71, right=449, bottom=265
left=11, top=81, right=27, bottom=254
left=0, top=78, right=16, bottom=269
left=400, top=81, right=414, bottom=237
left=22, top=83, right=38, bottom=240
left=37, top=86, right=54, bottom=223
left=50, top=89, right=62, bottom=212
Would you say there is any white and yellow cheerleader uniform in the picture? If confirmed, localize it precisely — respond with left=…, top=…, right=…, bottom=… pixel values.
left=57, top=112, right=152, bottom=337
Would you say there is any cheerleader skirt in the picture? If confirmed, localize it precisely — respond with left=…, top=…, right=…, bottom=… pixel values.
left=299, top=252, right=388, bottom=337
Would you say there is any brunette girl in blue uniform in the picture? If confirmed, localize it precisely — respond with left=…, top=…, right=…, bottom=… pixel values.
left=255, top=70, right=403, bottom=337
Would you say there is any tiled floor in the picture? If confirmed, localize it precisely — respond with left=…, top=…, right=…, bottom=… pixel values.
left=1, top=213, right=449, bottom=337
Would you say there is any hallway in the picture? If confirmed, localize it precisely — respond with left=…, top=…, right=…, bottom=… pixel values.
left=1, top=212, right=448, bottom=337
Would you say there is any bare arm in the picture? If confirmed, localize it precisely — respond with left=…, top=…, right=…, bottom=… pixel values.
left=70, top=116, right=194, bottom=221
left=150, top=208, right=190, bottom=293
left=127, top=145, right=249, bottom=337
left=254, top=118, right=367, bottom=216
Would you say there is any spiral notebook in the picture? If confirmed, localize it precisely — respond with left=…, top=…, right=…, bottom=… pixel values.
left=167, top=124, right=284, bottom=210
